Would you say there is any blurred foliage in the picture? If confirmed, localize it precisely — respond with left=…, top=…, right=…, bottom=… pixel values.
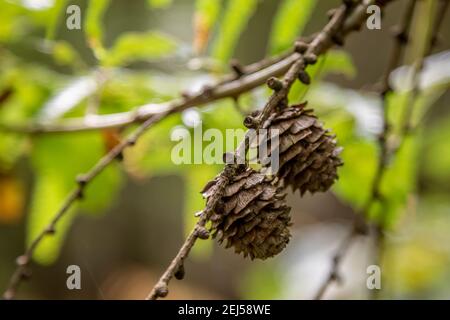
left=29, top=133, right=122, bottom=264
left=193, top=0, right=221, bottom=54
left=269, top=0, right=316, bottom=54
left=0, top=0, right=449, bottom=300
left=211, top=0, right=258, bottom=64
left=102, top=31, right=177, bottom=66
left=147, top=0, right=173, bottom=9
left=85, top=0, right=110, bottom=59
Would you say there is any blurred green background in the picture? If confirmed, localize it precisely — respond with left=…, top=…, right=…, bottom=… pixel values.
left=0, top=0, right=449, bottom=299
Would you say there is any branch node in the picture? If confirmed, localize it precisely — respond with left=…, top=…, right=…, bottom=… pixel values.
left=20, top=268, right=32, bottom=280
left=223, top=152, right=235, bottom=165
left=331, top=33, right=345, bottom=46
left=304, top=54, right=318, bottom=65
left=154, top=284, right=169, bottom=298
left=298, top=70, right=311, bottom=85
left=76, top=188, right=84, bottom=200
left=195, top=226, right=210, bottom=240
left=201, top=85, right=214, bottom=98
left=243, top=115, right=258, bottom=129
left=45, top=226, right=56, bottom=235
left=181, top=91, right=191, bottom=100
left=327, top=8, right=338, bottom=19
left=230, top=59, right=245, bottom=78
left=342, top=0, right=355, bottom=8
left=294, top=41, right=309, bottom=54
left=16, top=255, right=29, bottom=267
left=392, top=26, right=408, bottom=44
left=127, top=138, right=137, bottom=146
left=174, top=264, right=185, bottom=280
left=266, top=77, right=284, bottom=91
left=76, top=174, right=88, bottom=186
left=3, top=290, right=14, bottom=300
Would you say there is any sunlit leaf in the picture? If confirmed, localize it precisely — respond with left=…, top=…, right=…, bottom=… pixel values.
left=183, top=165, right=219, bottom=258
left=124, top=115, right=183, bottom=176
left=28, top=133, right=122, bottom=264
left=0, top=175, right=24, bottom=224
left=421, top=116, right=450, bottom=191
left=384, top=241, right=448, bottom=294
left=85, top=0, right=111, bottom=59
left=51, top=40, right=83, bottom=68
left=211, top=0, right=258, bottom=63
left=241, top=263, right=282, bottom=299
left=45, top=0, right=68, bottom=40
left=333, top=138, right=378, bottom=209
left=147, top=0, right=172, bottom=9
left=38, top=75, right=97, bottom=121
left=27, top=170, right=76, bottom=265
left=374, top=136, right=419, bottom=227
left=194, top=0, right=222, bottom=54
left=103, top=31, right=177, bottom=66
left=268, top=0, right=316, bottom=54
left=404, top=0, right=436, bottom=65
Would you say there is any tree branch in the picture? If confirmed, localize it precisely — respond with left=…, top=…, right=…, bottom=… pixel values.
left=314, top=0, right=448, bottom=300
left=146, top=0, right=386, bottom=300
left=1, top=0, right=394, bottom=301
left=0, top=51, right=300, bottom=134
left=2, top=110, right=169, bottom=299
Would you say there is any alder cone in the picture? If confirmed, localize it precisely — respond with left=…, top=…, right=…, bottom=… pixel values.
left=260, top=102, right=343, bottom=195
left=202, top=168, right=291, bottom=260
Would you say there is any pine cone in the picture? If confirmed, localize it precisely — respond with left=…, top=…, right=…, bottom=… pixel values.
left=202, top=168, right=291, bottom=260
left=259, top=102, right=343, bottom=195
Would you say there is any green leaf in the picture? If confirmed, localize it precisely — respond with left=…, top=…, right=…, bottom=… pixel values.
left=28, top=133, right=122, bottom=264
left=320, top=50, right=356, bottom=78
left=125, top=114, right=183, bottom=176
left=183, top=165, right=219, bottom=258
left=268, top=0, right=316, bottom=54
left=372, top=136, right=419, bottom=227
left=103, top=31, right=177, bottom=66
left=45, top=0, right=68, bottom=40
left=421, top=117, right=450, bottom=191
left=147, top=0, right=173, bottom=9
left=51, top=40, right=83, bottom=68
left=404, top=0, right=436, bottom=64
left=333, top=138, right=378, bottom=209
left=211, top=0, right=258, bottom=63
left=241, top=263, right=282, bottom=299
left=85, top=0, right=111, bottom=59
left=27, top=171, right=77, bottom=265
left=193, top=0, right=222, bottom=53
left=0, top=133, right=26, bottom=172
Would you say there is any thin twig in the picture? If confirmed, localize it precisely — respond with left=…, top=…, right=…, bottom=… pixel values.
left=2, top=0, right=393, bottom=300
left=146, top=0, right=387, bottom=300
left=0, top=1, right=385, bottom=135
left=314, top=0, right=448, bottom=300
left=2, top=110, right=169, bottom=299
left=0, top=52, right=303, bottom=134
left=314, top=0, right=416, bottom=300
left=372, top=0, right=448, bottom=299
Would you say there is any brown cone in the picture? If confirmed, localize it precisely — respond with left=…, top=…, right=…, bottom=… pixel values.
left=202, top=168, right=291, bottom=260
left=259, top=102, right=343, bottom=195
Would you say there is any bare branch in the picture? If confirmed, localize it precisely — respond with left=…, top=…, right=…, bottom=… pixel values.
left=146, top=0, right=385, bottom=300
left=314, top=0, right=449, bottom=300
left=2, top=110, right=168, bottom=299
